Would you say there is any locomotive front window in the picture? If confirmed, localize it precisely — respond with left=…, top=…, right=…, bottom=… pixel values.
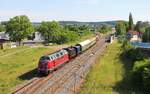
left=40, top=56, right=50, bottom=61
left=50, top=57, right=53, bottom=60
left=56, top=54, right=60, bottom=57
left=60, top=52, right=63, bottom=56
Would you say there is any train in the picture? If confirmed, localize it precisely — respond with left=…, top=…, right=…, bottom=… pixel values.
left=38, top=36, right=98, bottom=75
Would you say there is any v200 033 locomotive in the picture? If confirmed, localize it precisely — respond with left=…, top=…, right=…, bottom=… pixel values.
left=38, top=37, right=98, bottom=75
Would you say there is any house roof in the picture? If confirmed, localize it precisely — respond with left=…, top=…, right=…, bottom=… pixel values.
left=127, top=30, right=141, bottom=35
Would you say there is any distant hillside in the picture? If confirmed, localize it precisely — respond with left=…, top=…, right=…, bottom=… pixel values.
left=32, top=21, right=118, bottom=27
left=59, top=21, right=117, bottom=27
left=32, top=22, right=41, bottom=26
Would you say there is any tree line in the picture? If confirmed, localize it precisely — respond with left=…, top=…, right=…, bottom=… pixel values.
left=0, top=15, right=94, bottom=45
left=97, top=24, right=112, bottom=34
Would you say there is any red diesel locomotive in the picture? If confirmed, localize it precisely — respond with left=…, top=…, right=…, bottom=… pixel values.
left=38, top=49, right=69, bottom=74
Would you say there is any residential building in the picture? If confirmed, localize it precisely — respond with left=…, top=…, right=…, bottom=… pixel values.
left=0, top=32, right=9, bottom=39
left=126, top=30, right=142, bottom=42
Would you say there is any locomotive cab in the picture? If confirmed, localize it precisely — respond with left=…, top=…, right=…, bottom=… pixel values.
left=38, top=56, right=50, bottom=74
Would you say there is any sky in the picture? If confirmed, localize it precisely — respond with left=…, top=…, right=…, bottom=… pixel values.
left=0, top=0, right=150, bottom=22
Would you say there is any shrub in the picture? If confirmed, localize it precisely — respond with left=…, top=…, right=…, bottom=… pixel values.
left=121, top=39, right=132, bottom=51
left=131, top=59, right=150, bottom=92
left=117, top=35, right=126, bottom=43
left=126, top=48, right=145, bottom=61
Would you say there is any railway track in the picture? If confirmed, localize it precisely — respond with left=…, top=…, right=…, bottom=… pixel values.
left=54, top=41, right=107, bottom=94
left=43, top=38, right=107, bottom=94
left=11, top=36, right=107, bottom=94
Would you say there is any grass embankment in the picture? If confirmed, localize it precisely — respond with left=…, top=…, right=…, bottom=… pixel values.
left=0, top=46, right=28, bottom=56
left=0, top=34, right=94, bottom=94
left=0, top=46, right=52, bottom=94
left=80, top=42, right=138, bottom=94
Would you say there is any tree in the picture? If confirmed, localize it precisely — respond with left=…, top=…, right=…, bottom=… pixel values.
left=128, top=13, right=134, bottom=30
left=135, top=21, right=143, bottom=32
left=135, top=21, right=149, bottom=33
left=64, top=24, right=92, bottom=37
left=78, top=25, right=92, bottom=36
left=6, top=15, right=34, bottom=45
left=115, top=21, right=126, bottom=35
left=38, top=21, right=52, bottom=42
left=64, top=24, right=79, bottom=32
left=124, top=21, right=129, bottom=31
left=0, top=23, right=5, bottom=32
left=98, top=24, right=111, bottom=34
left=38, top=21, right=62, bottom=43
left=79, top=25, right=89, bottom=31
left=142, top=26, right=150, bottom=42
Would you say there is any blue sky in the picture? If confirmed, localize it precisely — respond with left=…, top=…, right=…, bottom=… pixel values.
left=0, top=0, right=150, bottom=22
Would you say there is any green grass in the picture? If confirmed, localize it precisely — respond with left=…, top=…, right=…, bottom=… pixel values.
left=80, top=42, right=140, bottom=94
left=0, top=47, right=53, bottom=94
left=0, top=34, right=95, bottom=94
left=0, top=46, right=28, bottom=56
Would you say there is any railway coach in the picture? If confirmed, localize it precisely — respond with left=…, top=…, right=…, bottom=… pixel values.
left=76, top=37, right=96, bottom=52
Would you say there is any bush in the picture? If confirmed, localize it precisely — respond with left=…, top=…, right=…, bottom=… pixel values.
left=51, top=30, right=79, bottom=44
left=131, top=59, right=150, bottom=92
left=125, top=48, right=145, bottom=61
left=97, top=24, right=111, bottom=34
left=117, top=35, right=126, bottom=43
left=121, top=39, right=132, bottom=51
